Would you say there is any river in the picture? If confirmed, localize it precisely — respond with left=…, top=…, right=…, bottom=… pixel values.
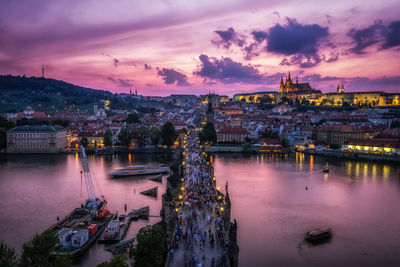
left=1, top=152, right=400, bottom=266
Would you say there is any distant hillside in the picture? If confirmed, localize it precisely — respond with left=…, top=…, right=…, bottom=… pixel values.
left=0, top=75, right=115, bottom=113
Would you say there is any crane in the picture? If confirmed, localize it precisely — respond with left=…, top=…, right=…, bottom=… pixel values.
left=80, top=146, right=109, bottom=218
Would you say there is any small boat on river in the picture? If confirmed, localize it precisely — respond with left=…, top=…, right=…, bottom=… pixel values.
left=305, top=227, right=332, bottom=242
left=110, top=165, right=169, bottom=177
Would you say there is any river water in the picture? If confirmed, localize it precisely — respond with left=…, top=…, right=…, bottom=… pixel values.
left=0, top=152, right=400, bottom=266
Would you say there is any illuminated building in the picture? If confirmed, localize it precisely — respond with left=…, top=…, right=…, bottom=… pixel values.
left=232, top=73, right=400, bottom=107
left=217, top=127, right=249, bottom=143
left=7, top=125, right=67, bottom=153
left=343, top=139, right=400, bottom=156
left=316, top=124, right=372, bottom=146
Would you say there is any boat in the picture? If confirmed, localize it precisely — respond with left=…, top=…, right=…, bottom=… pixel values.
left=305, top=227, right=332, bottom=242
left=104, top=220, right=120, bottom=239
left=323, top=167, right=329, bottom=173
left=110, top=165, right=169, bottom=177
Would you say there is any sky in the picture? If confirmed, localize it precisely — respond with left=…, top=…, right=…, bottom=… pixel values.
left=0, top=0, right=399, bottom=96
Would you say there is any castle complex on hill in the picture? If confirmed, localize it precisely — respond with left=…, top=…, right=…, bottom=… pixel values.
left=233, top=72, right=400, bottom=107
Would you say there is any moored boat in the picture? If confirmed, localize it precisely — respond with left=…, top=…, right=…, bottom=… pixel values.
left=305, top=227, right=332, bottom=242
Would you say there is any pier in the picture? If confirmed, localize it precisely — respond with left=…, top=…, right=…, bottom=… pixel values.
left=163, top=132, right=239, bottom=267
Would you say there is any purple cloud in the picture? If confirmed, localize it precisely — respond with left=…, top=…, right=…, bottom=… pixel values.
left=382, top=20, right=400, bottom=49
left=144, top=64, right=152, bottom=70
left=194, top=54, right=264, bottom=84
left=107, top=77, right=134, bottom=87
left=113, top=58, right=119, bottom=67
left=266, top=18, right=329, bottom=56
left=157, top=68, right=190, bottom=86
left=212, top=27, right=246, bottom=49
left=347, top=19, right=386, bottom=54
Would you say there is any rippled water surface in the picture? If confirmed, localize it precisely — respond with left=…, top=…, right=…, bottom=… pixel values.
left=1, top=152, right=400, bottom=266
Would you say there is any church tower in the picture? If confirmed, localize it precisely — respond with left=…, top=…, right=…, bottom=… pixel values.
left=280, top=77, right=285, bottom=93
left=286, top=72, right=292, bottom=92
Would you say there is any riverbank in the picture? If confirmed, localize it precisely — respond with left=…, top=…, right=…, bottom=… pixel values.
left=297, top=149, right=400, bottom=163
left=205, top=145, right=288, bottom=154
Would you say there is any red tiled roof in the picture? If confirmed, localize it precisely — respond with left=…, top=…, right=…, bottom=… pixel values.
left=218, top=127, right=249, bottom=135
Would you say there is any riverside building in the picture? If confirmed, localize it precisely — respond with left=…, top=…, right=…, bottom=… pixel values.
left=7, top=125, right=67, bottom=153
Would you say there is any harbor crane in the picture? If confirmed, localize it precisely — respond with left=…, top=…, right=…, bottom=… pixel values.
left=80, top=146, right=109, bottom=218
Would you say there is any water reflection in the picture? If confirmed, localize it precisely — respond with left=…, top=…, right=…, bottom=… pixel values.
left=213, top=153, right=400, bottom=267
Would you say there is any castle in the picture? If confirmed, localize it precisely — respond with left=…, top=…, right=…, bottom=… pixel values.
left=279, top=72, right=313, bottom=93
left=233, top=72, right=400, bottom=107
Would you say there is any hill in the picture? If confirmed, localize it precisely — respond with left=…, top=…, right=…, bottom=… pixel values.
left=0, top=75, right=167, bottom=114
left=0, top=75, right=115, bottom=113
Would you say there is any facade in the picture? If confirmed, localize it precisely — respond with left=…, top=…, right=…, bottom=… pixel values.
left=7, top=125, right=67, bottom=153
left=221, top=107, right=243, bottom=116
left=342, top=138, right=400, bottom=156
left=279, top=72, right=313, bottom=93
left=217, top=127, right=249, bottom=143
left=316, top=124, right=371, bottom=146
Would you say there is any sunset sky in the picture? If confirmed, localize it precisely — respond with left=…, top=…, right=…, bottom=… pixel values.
left=0, top=0, right=399, bottom=96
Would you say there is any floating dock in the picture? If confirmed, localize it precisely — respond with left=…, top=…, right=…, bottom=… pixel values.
left=140, top=187, right=158, bottom=197
left=98, top=214, right=132, bottom=244
left=129, top=206, right=150, bottom=220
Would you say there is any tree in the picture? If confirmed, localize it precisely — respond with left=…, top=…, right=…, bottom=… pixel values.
left=118, top=126, right=132, bottom=148
left=125, top=112, right=140, bottom=124
left=98, top=255, right=128, bottom=267
left=131, top=225, right=166, bottom=267
left=80, top=136, right=88, bottom=148
left=132, top=126, right=149, bottom=148
left=104, top=129, right=113, bottom=148
left=0, top=241, right=18, bottom=267
left=199, top=122, right=217, bottom=144
left=161, top=122, right=176, bottom=148
left=0, top=128, right=7, bottom=149
left=20, top=231, right=72, bottom=267
left=149, top=126, right=161, bottom=146
left=281, top=137, right=290, bottom=148
left=0, top=116, right=15, bottom=130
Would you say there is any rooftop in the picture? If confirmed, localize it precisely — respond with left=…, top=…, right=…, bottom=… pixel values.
left=8, top=125, right=65, bottom=132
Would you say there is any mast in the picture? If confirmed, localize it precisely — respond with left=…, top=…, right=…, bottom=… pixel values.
left=80, top=147, right=97, bottom=212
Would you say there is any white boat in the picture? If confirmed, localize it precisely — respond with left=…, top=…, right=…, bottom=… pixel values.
left=110, top=165, right=169, bottom=177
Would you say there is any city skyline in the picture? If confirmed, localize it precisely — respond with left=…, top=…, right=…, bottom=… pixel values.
left=0, top=0, right=400, bottom=96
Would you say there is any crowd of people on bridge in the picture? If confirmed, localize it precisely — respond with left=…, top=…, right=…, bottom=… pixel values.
left=168, top=132, right=229, bottom=267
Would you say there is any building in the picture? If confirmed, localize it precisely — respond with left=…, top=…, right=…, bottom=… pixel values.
left=217, top=127, right=249, bottom=143
left=279, top=72, right=313, bottom=93
left=221, top=107, right=243, bottom=116
left=232, top=73, right=400, bottom=107
left=206, top=101, right=214, bottom=123
left=342, top=138, right=400, bottom=156
left=316, top=124, right=371, bottom=146
left=7, top=125, right=67, bottom=153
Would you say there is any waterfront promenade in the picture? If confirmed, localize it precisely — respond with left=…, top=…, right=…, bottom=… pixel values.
left=167, top=133, right=228, bottom=267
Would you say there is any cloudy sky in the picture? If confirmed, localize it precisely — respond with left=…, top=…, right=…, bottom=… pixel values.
left=0, top=0, right=399, bottom=96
